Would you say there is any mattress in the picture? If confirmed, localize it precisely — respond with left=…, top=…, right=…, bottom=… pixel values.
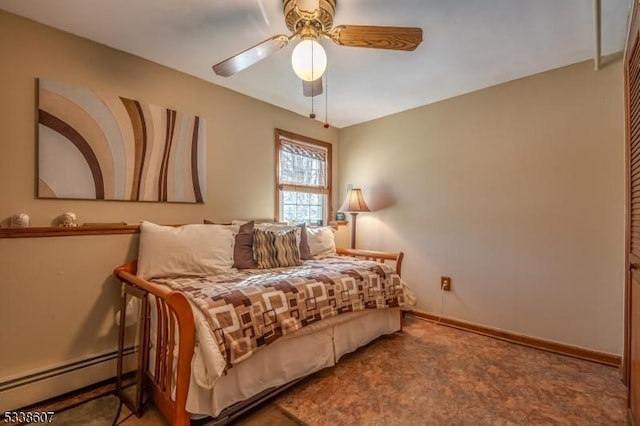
left=152, top=256, right=413, bottom=377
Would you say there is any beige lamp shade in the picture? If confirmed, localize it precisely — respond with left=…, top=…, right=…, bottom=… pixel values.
left=339, top=188, right=369, bottom=249
left=339, top=188, right=370, bottom=213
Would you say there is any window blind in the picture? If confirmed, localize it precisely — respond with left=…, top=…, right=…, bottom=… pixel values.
left=278, top=137, right=328, bottom=191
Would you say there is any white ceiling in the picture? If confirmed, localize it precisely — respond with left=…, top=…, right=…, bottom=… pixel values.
left=0, top=0, right=631, bottom=128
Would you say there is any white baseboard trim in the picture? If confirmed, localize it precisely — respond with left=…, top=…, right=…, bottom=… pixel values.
left=0, top=347, right=137, bottom=412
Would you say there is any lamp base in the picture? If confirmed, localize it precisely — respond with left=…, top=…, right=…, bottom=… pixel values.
left=349, top=212, right=359, bottom=249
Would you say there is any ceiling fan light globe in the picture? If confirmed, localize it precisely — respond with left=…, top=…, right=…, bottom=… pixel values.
left=291, top=39, right=327, bottom=81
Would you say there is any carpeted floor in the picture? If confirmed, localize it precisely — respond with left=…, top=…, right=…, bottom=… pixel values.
left=39, top=316, right=627, bottom=425
left=47, top=395, right=122, bottom=426
left=272, top=316, right=627, bottom=425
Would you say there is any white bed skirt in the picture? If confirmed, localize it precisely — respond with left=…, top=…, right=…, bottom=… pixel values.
left=184, top=307, right=401, bottom=417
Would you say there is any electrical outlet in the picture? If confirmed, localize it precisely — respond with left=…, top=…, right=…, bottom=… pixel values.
left=441, top=276, right=451, bottom=291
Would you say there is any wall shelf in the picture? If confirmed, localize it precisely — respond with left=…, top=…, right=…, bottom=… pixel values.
left=329, top=220, right=348, bottom=228
left=1, top=221, right=350, bottom=239
left=0, top=224, right=140, bottom=239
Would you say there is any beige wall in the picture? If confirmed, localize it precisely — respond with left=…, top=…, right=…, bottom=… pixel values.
left=0, top=7, right=626, bottom=410
left=339, top=59, right=624, bottom=355
left=0, top=10, right=339, bottom=409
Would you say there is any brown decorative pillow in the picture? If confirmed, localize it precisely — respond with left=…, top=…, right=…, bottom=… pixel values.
left=298, top=223, right=313, bottom=260
left=253, top=228, right=302, bottom=269
left=205, top=219, right=256, bottom=269
left=232, top=221, right=256, bottom=269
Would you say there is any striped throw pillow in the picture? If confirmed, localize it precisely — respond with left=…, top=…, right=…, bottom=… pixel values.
left=253, top=228, right=302, bottom=269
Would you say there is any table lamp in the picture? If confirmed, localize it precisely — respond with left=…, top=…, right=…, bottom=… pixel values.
left=339, top=187, right=370, bottom=249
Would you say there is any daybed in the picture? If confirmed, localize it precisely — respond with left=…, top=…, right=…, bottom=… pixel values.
left=113, top=221, right=415, bottom=425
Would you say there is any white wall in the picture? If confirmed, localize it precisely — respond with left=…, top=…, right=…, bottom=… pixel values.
left=339, top=59, right=625, bottom=355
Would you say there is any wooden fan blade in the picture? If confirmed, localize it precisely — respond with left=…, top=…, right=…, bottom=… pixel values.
left=302, top=78, right=323, bottom=97
left=212, top=34, right=290, bottom=77
left=329, top=25, right=422, bottom=51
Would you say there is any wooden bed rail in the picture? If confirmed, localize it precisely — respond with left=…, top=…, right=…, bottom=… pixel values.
left=113, top=261, right=195, bottom=426
left=335, top=248, right=404, bottom=277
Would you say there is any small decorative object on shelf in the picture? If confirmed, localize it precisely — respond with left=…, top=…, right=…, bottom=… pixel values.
left=58, top=211, right=78, bottom=227
left=336, top=212, right=345, bottom=221
left=9, top=213, right=29, bottom=228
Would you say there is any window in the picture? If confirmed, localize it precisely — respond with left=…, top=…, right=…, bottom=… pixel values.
left=275, top=129, right=332, bottom=225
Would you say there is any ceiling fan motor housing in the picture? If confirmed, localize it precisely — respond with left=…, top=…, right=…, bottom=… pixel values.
left=284, top=0, right=336, bottom=33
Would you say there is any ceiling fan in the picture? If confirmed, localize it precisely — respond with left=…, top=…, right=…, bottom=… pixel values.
left=212, top=0, right=423, bottom=96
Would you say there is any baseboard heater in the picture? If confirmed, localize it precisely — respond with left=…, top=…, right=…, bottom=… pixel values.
left=0, top=346, right=136, bottom=412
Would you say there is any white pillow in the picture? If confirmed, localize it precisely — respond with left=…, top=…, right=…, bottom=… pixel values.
left=306, top=226, right=336, bottom=257
left=137, top=221, right=239, bottom=280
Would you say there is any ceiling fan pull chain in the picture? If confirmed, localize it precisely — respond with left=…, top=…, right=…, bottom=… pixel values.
left=324, top=56, right=329, bottom=128
left=310, top=40, right=316, bottom=119
left=310, top=93, right=316, bottom=119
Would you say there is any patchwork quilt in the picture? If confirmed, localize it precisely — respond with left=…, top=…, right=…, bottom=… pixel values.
left=153, top=256, right=415, bottom=370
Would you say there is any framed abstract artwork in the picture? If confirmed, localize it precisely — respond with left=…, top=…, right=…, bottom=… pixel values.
left=37, top=79, right=206, bottom=203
